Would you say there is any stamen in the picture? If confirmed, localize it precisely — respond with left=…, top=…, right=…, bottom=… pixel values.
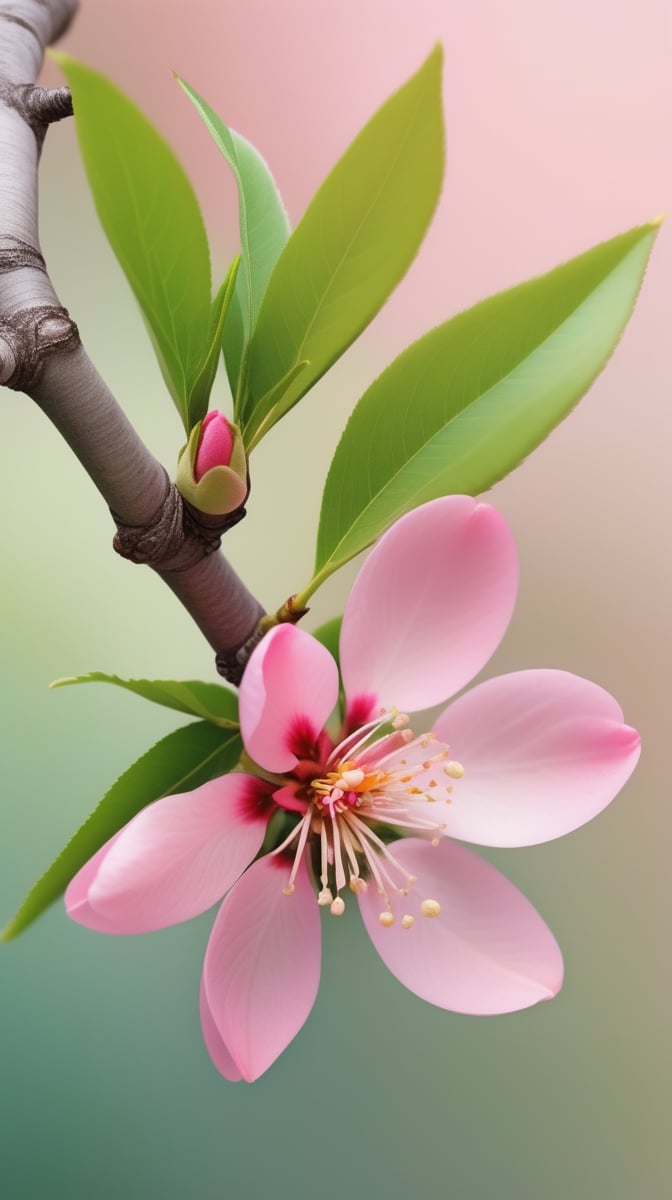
left=379, top=911, right=395, bottom=927
left=326, top=710, right=395, bottom=768
left=330, top=815, right=347, bottom=893
left=281, top=810, right=313, bottom=895
left=349, top=877, right=368, bottom=894
left=401, top=915, right=415, bottom=930
left=320, top=821, right=330, bottom=891
left=330, top=897, right=345, bottom=916
left=444, top=760, right=465, bottom=779
left=318, top=887, right=334, bottom=906
left=420, top=898, right=441, bottom=918
left=340, top=822, right=363, bottom=882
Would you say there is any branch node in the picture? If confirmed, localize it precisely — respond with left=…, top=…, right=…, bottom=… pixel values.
left=112, top=478, right=248, bottom=571
left=112, top=478, right=186, bottom=566
left=0, top=305, right=80, bottom=391
left=0, top=82, right=73, bottom=147
left=0, top=235, right=46, bottom=275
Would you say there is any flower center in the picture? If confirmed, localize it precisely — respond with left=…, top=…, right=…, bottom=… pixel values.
left=271, top=708, right=464, bottom=928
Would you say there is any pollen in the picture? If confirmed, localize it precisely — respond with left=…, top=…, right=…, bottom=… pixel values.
left=349, top=877, right=368, bottom=895
left=318, top=887, right=334, bottom=906
left=420, top=898, right=441, bottom=918
left=330, top=896, right=345, bottom=916
left=444, top=760, right=465, bottom=779
left=401, top=914, right=415, bottom=930
left=379, top=910, right=395, bottom=928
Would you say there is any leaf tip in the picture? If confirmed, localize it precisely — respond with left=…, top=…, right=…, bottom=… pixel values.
left=429, top=41, right=444, bottom=67
left=0, top=919, right=18, bottom=943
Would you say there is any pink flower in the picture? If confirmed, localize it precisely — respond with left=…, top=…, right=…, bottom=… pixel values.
left=65, top=497, right=640, bottom=1082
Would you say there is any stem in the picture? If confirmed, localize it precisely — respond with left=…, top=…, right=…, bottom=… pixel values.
left=0, top=0, right=267, bottom=679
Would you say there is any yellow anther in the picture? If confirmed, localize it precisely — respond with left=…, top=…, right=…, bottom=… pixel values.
left=282, top=884, right=295, bottom=896
left=420, top=898, right=441, bottom=918
left=330, top=897, right=346, bottom=916
left=379, top=911, right=395, bottom=928
left=401, top=915, right=415, bottom=930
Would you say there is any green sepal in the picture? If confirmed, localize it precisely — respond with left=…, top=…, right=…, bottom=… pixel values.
left=175, top=417, right=248, bottom=515
left=1, top=722, right=242, bottom=941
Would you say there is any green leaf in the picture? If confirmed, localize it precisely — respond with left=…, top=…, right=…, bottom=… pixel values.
left=177, top=77, right=290, bottom=402
left=240, top=45, right=445, bottom=449
left=187, top=256, right=240, bottom=427
left=54, top=55, right=214, bottom=432
left=1, top=722, right=242, bottom=941
left=313, top=220, right=660, bottom=585
left=50, top=673, right=239, bottom=728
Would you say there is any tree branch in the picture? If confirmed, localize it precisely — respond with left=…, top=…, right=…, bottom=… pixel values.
left=0, top=0, right=270, bottom=680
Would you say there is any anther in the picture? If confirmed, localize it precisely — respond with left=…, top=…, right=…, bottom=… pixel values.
left=349, top=878, right=368, bottom=895
left=379, top=911, right=395, bottom=928
left=318, top=887, right=334, bottom=906
left=330, top=897, right=345, bottom=916
left=444, top=761, right=465, bottom=779
left=420, top=899, right=441, bottom=918
left=340, top=768, right=364, bottom=788
left=401, top=915, right=415, bottom=930
left=282, top=884, right=295, bottom=896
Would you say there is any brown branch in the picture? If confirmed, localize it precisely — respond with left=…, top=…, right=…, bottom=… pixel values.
left=0, top=0, right=269, bottom=681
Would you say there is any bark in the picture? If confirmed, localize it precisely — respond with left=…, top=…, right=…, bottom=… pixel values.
left=0, top=0, right=270, bottom=680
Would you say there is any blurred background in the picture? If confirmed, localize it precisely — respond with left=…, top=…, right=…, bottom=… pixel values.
left=2, top=1, right=670, bottom=1196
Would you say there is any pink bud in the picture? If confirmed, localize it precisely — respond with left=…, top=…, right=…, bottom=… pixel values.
left=194, top=411, right=234, bottom=481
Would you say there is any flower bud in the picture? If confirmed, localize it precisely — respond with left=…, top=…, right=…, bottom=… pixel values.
left=175, top=411, right=248, bottom=516
left=194, top=410, right=234, bottom=480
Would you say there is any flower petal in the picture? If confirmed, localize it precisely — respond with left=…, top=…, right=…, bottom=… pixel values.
left=359, top=838, right=563, bottom=1014
left=340, top=496, right=518, bottom=713
left=433, top=670, right=641, bottom=847
left=199, top=976, right=243, bottom=1082
left=202, top=853, right=321, bottom=1082
left=63, top=832, right=128, bottom=934
left=65, top=774, right=271, bottom=934
left=239, top=624, right=339, bottom=773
